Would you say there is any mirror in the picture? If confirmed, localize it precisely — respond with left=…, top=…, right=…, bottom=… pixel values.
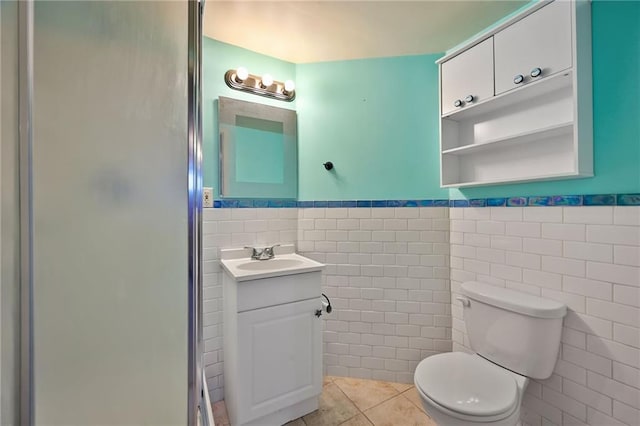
left=218, top=96, right=297, bottom=199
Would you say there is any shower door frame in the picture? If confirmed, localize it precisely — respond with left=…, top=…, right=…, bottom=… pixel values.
left=17, top=1, right=33, bottom=424
left=188, top=0, right=205, bottom=425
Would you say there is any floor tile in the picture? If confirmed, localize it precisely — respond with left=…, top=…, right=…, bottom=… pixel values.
left=324, top=375, right=337, bottom=386
left=303, top=383, right=361, bottom=426
left=363, top=395, right=436, bottom=426
left=285, top=419, right=307, bottom=426
left=401, top=387, right=426, bottom=413
left=215, top=377, right=439, bottom=426
left=334, top=377, right=399, bottom=411
left=340, top=413, right=374, bottom=426
left=211, top=400, right=230, bottom=426
left=389, top=382, right=413, bottom=393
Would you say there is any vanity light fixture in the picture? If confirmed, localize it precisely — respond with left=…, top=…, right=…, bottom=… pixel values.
left=224, top=67, right=295, bottom=102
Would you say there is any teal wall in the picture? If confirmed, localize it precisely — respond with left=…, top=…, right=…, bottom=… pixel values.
left=203, top=38, right=445, bottom=200
left=451, top=0, right=640, bottom=199
left=203, top=0, right=639, bottom=201
left=296, top=54, right=447, bottom=200
left=202, top=38, right=296, bottom=193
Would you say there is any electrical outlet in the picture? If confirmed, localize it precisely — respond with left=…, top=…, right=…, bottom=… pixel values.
left=203, top=187, right=214, bottom=208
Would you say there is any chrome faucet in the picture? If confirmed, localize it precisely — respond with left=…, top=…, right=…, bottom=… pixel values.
left=245, top=244, right=280, bottom=260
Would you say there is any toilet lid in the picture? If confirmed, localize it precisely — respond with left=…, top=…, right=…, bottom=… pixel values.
left=415, top=352, right=518, bottom=417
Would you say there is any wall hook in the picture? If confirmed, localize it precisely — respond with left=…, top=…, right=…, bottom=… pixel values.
left=323, top=162, right=334, bottom=171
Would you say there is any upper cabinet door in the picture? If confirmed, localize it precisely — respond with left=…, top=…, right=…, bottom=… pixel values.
left=494, top=0, right=572, bottom=95
left=441, top=37, right=494, bottom=116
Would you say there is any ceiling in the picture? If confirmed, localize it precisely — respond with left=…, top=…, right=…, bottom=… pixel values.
left=203, top=1, right=528, bottom=64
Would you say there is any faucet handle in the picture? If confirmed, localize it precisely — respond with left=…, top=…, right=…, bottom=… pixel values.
left=244, top=246, right=262, bottom=258
left=263, top=244, right=281, bottom=257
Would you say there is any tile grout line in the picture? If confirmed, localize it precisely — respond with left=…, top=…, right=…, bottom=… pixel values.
left=331, top=379, right=407, bottom=426
left=333, top=379, right=403, bottom=412
left=332, top=381, right=366, bottom=425
left=361, top=410, right=376, bottom=426
left=333, top=379, right=408, bottom=426
left=399, top=388, right=428, bottom=414
left=333, top=379, right=433, bottom=425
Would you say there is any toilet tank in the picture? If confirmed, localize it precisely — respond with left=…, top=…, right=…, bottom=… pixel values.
left=459, top=282, right=567, bottom=379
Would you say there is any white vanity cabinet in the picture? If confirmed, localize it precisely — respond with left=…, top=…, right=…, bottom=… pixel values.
left=236, top=298, right=321, bottom=420
left=441, top=38, right=494, bottom=115
left=494, top=0, right=572, bottom=95
left=221, top=250, right=325, bottom=426
left=438, top=0, right=592, bottom=188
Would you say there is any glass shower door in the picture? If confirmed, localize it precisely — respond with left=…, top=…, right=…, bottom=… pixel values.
left=22, top=1, right=201, bottom=424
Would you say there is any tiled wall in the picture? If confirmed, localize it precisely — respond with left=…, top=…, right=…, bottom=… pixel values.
left=203, top=204, right=639, bottom=426
left=202, top=206, right=451, bottom=401
left=202, top=208, right=298, bottom=402
left=449, top=206, right=640, bottom=426
left=297, top=207, right=451, bottom=383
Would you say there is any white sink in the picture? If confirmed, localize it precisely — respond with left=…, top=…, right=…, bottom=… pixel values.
left=235, top=257, right=306, bottom=271
left=220, top=248, right=324, bottom=282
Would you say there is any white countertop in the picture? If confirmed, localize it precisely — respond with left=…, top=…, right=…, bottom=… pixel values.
left=220, top=246, right=325, bottom=282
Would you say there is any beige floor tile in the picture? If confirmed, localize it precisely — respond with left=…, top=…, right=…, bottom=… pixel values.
left=389, top=382, right=413, bottom=393
left=303, top=383, right=361, bottom=426
left=340, top=413, right=374, bottom=426
left=363, top=395, right=436, bottom=426
left=324, top=375, right=337, bottom=386
left=211, top=400, right=230, bottom=426
left=401, top=387, right=426, bottom=413
left=285, top=418, right=307, bottom=426
left=334, top=377, right=399, bottom=411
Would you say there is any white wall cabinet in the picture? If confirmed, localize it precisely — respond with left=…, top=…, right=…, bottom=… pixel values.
left=438, top=0, right=592, bottom=188
left=441, top=38, right=494, bottom=115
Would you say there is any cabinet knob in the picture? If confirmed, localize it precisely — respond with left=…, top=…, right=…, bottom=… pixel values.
left=513, top=74, right=525, bottom=84
left=530, top=67, right=542, bottom=78
left=453, top=99, right=463, bottom=108
left=464, top=95, right=474, bottom=103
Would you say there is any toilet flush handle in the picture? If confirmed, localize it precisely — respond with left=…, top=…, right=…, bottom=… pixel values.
left=456, top=296, right=471, bottom=307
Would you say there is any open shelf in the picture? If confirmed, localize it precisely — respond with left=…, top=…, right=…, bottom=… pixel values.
left=441, top=130, right=581, bottom=188
left=441, top=171, right=590, bottom=188
left=442, top=122, right=573, bottom=156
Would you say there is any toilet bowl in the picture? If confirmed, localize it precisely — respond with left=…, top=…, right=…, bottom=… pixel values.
left=414, top=352, right=528, bottom=426
left=414, top=282, right=567, bottom=426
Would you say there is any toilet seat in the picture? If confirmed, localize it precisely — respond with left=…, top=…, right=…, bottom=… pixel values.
left=415, top=384, right=518, bottom=424
left=414, top=352, right=519, bottom=421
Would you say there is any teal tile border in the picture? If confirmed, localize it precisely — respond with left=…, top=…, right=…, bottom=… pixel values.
left=209, top=194, right=640, bottom=208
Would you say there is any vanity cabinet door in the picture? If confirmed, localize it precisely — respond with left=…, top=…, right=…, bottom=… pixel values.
left=236, top=298, right=322, bottom=424
left=441, top=37, right=494, bottom=116
left=494, top=0, right=572, bottom=95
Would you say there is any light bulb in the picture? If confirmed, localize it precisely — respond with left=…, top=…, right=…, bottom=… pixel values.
left=236, top=67, right=249, bottom=81
left=261, top=74, right=274, bottom=88
left=284, top=80, right=295, bottom=92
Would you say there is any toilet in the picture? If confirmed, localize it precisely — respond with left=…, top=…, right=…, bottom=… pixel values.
left=414, top=281, right=567, bottom=426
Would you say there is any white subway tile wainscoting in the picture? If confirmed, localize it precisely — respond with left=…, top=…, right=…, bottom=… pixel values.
left=204, top=203, right=639, bottom=426
left=450, top=206, right=639, bottom=426
left=298, top=207, right=451, bottom=384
